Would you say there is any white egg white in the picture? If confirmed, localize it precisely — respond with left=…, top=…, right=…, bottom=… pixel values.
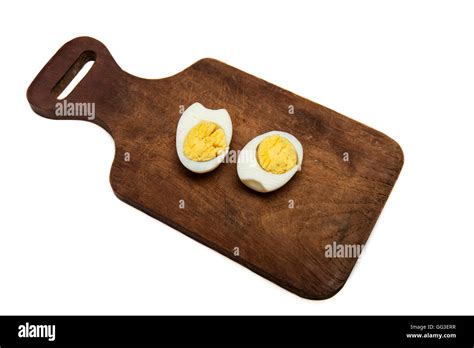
left=237, top=131, right=303, bottom=193
left=176, top=102, right=233, bottom=173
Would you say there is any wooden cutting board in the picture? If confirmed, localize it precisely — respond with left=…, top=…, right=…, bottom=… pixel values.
left=27, top=37, right=403, bottom=299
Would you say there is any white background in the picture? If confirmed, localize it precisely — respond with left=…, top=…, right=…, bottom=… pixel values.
left=1, top=0, right=473, bottom=315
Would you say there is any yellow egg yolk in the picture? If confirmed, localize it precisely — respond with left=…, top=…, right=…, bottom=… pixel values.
left=257, top=134, right=297, bottom=174
left=183, top=121, right=227, bottom=161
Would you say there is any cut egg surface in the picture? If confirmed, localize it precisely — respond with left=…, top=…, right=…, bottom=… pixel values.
left=237, top=131, right=303, bottom=193
left=176, top=103, right=232, bottom=173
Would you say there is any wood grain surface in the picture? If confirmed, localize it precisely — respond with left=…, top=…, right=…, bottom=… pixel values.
left=27, top=37, right=404, bottom=299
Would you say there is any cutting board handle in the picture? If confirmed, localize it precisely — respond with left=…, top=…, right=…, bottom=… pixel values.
left=27, top=36, right=121, bottom=123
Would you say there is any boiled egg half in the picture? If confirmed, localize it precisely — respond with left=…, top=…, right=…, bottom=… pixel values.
left=237, top=131, right=303, bottom=192
left=176, top=102, right=232, bottom=173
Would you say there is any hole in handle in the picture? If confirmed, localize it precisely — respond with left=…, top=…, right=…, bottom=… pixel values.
left=52, top=50, right=96, bottom=100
